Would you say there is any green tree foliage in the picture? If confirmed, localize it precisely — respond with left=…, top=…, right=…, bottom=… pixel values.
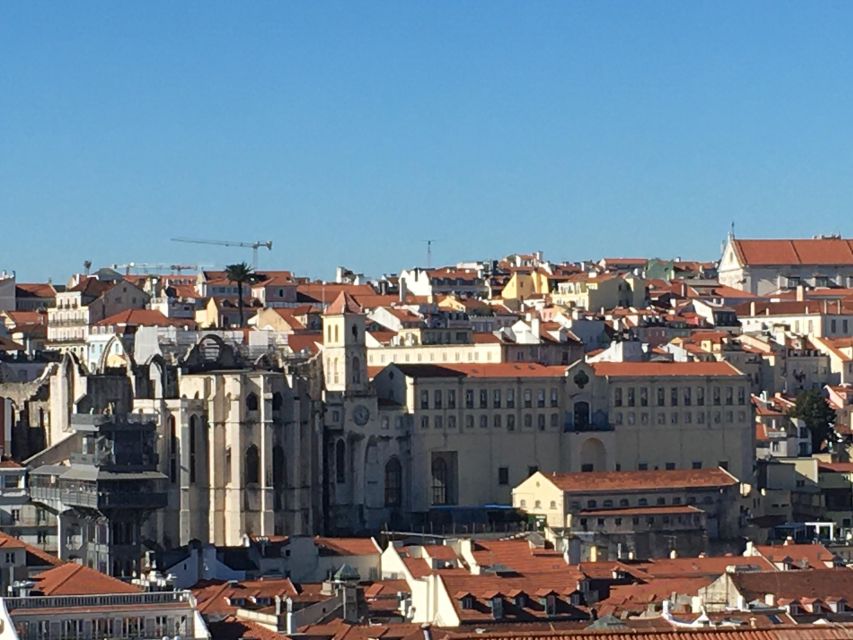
left=224, top=262, right=255, bottom=327
left=789, top=388, right=836, bottom=452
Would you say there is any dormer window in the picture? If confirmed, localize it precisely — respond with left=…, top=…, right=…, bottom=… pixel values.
left=461, top=595, right=475, bottom=609
left=545, top=594, right=557, bottom=616
left=515, top=593, right=527, bottom=608
left=490, top=597, right=503, bottom=619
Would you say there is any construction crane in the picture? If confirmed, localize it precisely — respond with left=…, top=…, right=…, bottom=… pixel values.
left=171, top=237, right=273, bottom=268
left=110, top=262, right=210, bottom=275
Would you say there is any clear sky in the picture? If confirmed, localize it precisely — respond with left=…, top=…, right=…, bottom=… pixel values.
left=3, top=2, right=853, bottom=282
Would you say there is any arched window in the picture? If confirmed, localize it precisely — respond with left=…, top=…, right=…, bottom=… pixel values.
left=335, top=439, right=346, bottom=483
left=189, top=415, right=198, bottom=484
left=352, top=357, right=361, bottom=384
left=272, top=392, right=283, bottom=411
left=245, top=445, right=260, bottom=485
left=352, top=324, right=358, bottom=340
left=168, top=415, right=178, bottom=484
left=334, top=325, right=339, bottom=343
left=573, top=401, right=590, bottom=429
left=246, top=393, right=259, bottom=412
left=384, top=457, right=402, bottom=507
left=273, top=445, right=286, bottom=510
left=431, top=458, right=448, bottom=505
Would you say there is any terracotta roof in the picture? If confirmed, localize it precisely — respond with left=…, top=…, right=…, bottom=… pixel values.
left=591, top=361, right=743, bottom=378
left=730, top=568, right=853, bottom=602
left=286, top=331, right=323, bottom=355
left=32, top=563, right=140, bottom=595
left=732, top=238, right=853, bottom=266
left=314, top=536, right=379, bottom=556
left=544, top=467, right=739, bottom=493
left=439, top=626, right=853, bottom=640
left=192, top=578, right=301, bottom=615
left=67, top=277, right=115, bottom=297
left=95, top=308, right=194, bottom=328
left=206, top=616, right=283, bottom=640
left=391, top=362, right=567, bottom=379
left=470, top=539, right=568, bottom=575
left=325, top=291, right=363, bottom=315
left=754, top=543, right=836, bottom=570
left=15, top=283, right=56, bottom=299
left=0, top=336, right=25, bottom=351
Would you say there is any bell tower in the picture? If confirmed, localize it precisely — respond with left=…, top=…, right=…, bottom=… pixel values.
left=322, top=292, right=367, bottom=394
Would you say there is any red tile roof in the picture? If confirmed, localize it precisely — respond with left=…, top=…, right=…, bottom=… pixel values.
left=95, top=308, right=194, bottom=328
left=729, top=568, right=853, bottom=602
left=544, top=467, right=739, bottom=493
left=732, top=238, right=853, bottom=266
left=439, top=626, right=853, bottom=640
left=392, top=363, right=567, bottom=379
left=314, top=536, right=380, bottom=556
left=754, top=542, right=836, bottom=570
left=325, top=291, right=363, bottom=315
left=32, top=563, right=140, bottom=595
left=591, top=361, right=743, bottom=378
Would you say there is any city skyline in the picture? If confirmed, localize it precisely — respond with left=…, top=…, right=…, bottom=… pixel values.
left=4, top=2, right=853, bottom=280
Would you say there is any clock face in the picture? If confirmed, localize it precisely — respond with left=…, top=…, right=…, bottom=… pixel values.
left=353, top=404, right=370, bottom=426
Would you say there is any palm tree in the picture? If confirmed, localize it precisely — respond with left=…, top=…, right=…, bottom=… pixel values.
left=225, top=262, right=255, bottom=327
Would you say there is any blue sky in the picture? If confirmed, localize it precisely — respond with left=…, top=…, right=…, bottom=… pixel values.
left=2, top=2, right=853, bottom=282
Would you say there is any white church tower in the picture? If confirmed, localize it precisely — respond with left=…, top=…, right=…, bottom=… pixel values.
left=322, top=291, right=368, bottom=394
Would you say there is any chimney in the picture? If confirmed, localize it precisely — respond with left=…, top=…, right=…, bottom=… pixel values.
left=750, top=301, right=756, bottom=317
left=745, top=540, right=755, bottom=556
left=421, top=624, right=432, bottom=640
left=796, top=285, right=805, bottom=302
left=669, top=549, right=678, bottom=559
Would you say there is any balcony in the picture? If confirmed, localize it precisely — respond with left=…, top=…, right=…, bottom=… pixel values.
left=563, top=410, right=613, bottom=433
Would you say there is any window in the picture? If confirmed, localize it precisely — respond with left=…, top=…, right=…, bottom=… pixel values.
left=507, top=389, right=515, bottom=408
left=713, top=387, right=721, bottom=405
left=465, top=415, right=473, bottom=428
left=498, top=467, right=509, bottom=485
left=494, top=414, right=502, bottom=428
left=544, top=594, right=557, bottom=617
left=665, top=462, right=675, bottom=470
left=385, top=458, right=402, bottom=506
left=448, top=390, right=456, bottom=409
left=550, top=388, right=559, bottom=407
left=335, top=440, right=346, bottom=483
left=638, top=464, right=648, bottom=472
left=671, top=387, right=678, bottom=406
left=725, top=387, right=733, bottom=405
left=619, top=498, right=629, bottom=507
left=587, top=499, right=597, bottom=508
left=435, top=415, right=443, bottom=429
left=697, top=387, right=705, bottom=406
left=573, top=401, right=590, bottom=429
left=493, top=389, right=502, bottom=408
left=189, top=415, right=199, bottom=484
left=4, top=552, right=14, bottom=564
left=640, top=387, right=648, bottom=407
left=421, top=416, right=429, bottom=429
left=550, top=412, right=559, bottom=427
left=507, top=415, right=516, bottom=431
left=448, top=415, right=456, bottom=429
left=244, top=444, right=260, bottom=485
left=537, top=414, right=545, bottom=430
left=656, top=497, right=666, bottom=505
left=480, top=415, right=488, bottom=428
left=465, top=390, right=474, bottom=408
left=420, top=390, right=430, bottom=409
left=683, top=388, right=691, bottom=406
left=537, top=389, right=545, bottom=408
left=627, top=388, right=635, bottom=407
left=614, top=388, right=622, bottom=407
left=246, top=392, right=259, bottom=412
left=692, top=461, right=702, bottom=469
left=737, top=387, right=746, bottom=405
left=480, top=390, right=488, bottom=408
left=431, top=458, right=449, bottom=505
left=524, top=389, right=532, bottom=408
left=523, top=414, right=532, bottom=428
left=434, top=390, right=443, bottom=409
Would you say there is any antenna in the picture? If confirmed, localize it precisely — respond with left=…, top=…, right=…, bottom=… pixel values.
left=424, top=239, right=439, bottom=268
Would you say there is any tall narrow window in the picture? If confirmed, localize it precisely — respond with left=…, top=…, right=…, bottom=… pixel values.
left=431, top=458, right=448, bottom=505
left=352, top=357, right=361, bottom=384
left=273, top=446, right=286, bottom=510
left=245, top=445, right=260, bottom=485
left=168, top=415, right=177, bottom=484
left=335, top=439, right=346, bottom=483
left=246, top=393, right=259, bottom=412
left=385, top=457, right=402, bottom=507
left=189, top=415, right=198, bottom=484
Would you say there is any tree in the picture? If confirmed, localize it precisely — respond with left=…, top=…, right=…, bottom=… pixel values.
left=224, top=262, right=255, bottom=327
left=788, top=388, right=836, bottom=452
